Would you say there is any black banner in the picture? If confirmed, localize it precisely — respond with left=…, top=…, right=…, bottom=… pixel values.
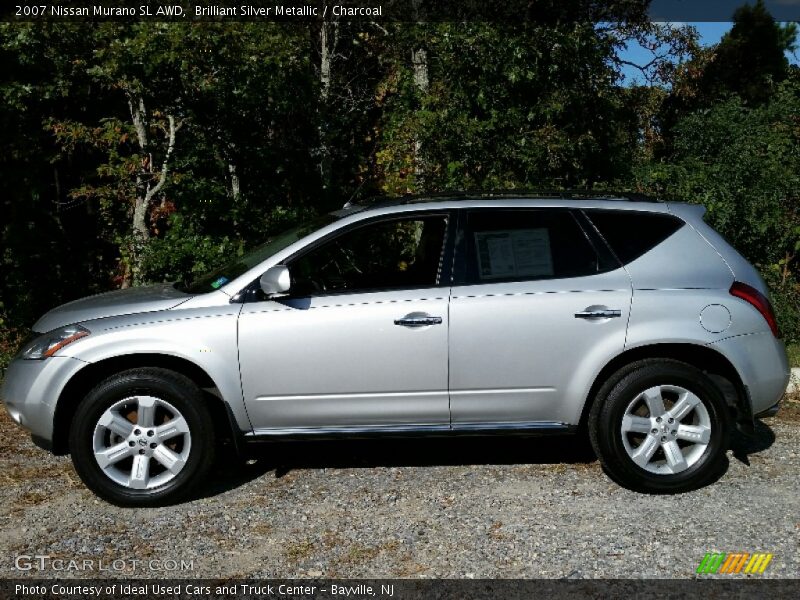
left=2, top=579, right=799, bottom=600
left=4, top=0, right=800, bottom=23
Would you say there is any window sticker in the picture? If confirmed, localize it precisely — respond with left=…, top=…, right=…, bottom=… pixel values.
left=474, top=228, right=554, bottom=280
left=210, top=276, right=230, bottom=289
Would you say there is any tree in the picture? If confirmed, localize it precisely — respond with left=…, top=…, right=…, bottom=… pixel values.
left=374, top=22, right=635, bottom=193
left=49, top=23, right=190, bottom=287
left=661, top=0, right=798, bottom=142
left=0, top=22, right=111, bottom=326
left=701, top=0, right=797, bottom=105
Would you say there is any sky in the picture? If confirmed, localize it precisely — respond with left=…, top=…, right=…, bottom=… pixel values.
left=618, top=22, right=800, bottom=85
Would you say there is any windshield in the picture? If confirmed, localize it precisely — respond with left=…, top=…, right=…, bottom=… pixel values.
left=179, top=214, right=339, bottom=294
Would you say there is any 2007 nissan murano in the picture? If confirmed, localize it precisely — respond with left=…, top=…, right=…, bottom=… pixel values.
left=2, top=194, right=790, bottom=505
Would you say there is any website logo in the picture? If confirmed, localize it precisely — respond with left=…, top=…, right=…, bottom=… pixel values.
left=696, top=552, right=773, bottom=574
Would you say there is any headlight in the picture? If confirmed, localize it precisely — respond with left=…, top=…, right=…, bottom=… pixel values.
left=20, top=325, right=90, bottom=360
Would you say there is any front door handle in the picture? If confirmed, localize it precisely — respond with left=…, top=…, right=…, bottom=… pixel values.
left=575, top=308, right=622, bottom=319
left=394, top=314, right=443, bottom=327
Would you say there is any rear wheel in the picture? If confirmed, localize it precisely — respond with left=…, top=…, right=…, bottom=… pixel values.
left=69, top=368, right=215, bottom=506
left=589, top=360, right=730, bottom=493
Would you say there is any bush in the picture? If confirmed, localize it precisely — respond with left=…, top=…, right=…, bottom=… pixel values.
left=761, top=268, right=800, bottom=344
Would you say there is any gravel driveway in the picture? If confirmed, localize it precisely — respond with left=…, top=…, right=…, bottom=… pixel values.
left=1, top=399, right=798, bottom=579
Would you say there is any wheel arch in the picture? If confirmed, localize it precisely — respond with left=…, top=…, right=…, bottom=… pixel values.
left=52, top=354, right=238, bottom=455
left=580, top=342, right=749, bottom=431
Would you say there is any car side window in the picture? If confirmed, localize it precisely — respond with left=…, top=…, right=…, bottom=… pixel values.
left=288, top=215, right=448, bottom=295
left=583, top=209, right=684, bottom=265
left=462, top=209, right=604, bottom=284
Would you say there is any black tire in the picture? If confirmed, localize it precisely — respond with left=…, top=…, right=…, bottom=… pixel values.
left=588, top=359, right=730, bottom=493
left=69, top=368, right=215, bottom=506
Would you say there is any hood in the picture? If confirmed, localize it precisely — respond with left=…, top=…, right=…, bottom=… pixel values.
left=33, top=283, right=192, bottom=333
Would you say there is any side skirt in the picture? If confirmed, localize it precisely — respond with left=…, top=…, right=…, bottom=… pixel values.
left=242, top=421, right=575, bottom=444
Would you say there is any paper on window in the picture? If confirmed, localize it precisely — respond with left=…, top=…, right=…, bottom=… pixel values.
left=474, top=228, right=553, bottom=279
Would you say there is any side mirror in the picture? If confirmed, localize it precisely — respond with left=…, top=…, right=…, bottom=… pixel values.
left=259, top=265, right=291, bottom=296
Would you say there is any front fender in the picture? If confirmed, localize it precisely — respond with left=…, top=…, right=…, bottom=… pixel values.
left=57, top=306, right=251, bottom=433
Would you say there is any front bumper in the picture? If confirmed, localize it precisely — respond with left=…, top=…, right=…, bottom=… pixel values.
left=1, top=356, right=87, bottom=445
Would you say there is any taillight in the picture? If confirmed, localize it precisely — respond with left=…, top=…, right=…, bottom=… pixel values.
left=729, top=281, right=780, bottom=338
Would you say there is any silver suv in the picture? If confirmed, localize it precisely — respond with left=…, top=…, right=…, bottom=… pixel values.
left=2, top=195, right=790, bottom=505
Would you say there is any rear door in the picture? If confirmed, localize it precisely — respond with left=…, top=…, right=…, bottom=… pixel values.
left=448, top=208, right=632, bottom=427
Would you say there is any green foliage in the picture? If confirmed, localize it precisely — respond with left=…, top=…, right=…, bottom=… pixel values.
left=787, top=344, right=800, bottom=368
left=762, top=268, right=800, bottom=345
left=375, top=23, right=632, bottom=193
left=141, top=214, right=243, bottom=284
left=640, top=85, right=800, bottom=263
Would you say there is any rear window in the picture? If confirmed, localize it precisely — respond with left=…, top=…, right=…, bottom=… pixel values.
left=584, top=210, right=684, bottom=264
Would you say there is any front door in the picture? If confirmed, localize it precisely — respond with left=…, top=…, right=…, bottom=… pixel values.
left=238, top=212, right=453, bottom=433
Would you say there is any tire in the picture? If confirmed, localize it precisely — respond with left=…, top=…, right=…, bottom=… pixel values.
left=69, top=368, right=215, bottom=506
left=589, top=359, right=730, bottom=493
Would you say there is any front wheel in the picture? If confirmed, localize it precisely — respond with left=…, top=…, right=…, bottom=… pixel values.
left=69, top=368, right=215, bottom=506
left=589, top=360, right=731, bottom=493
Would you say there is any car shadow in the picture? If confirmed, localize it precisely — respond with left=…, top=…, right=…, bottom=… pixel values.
left=192, top=418, right=778, bottom=501
left=729, top=418, right=776, bottom=465
left=193, top=433, right=596, bottom=500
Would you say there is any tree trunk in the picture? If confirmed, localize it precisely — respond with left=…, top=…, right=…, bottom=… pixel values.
left=228, top=161, right=241, bottom=203
left=317, top=19, right=338, bottom=195
left=125, top=93, right=150, bottom=288
left=410, top=1, right=429, bottom=189
left=411, top=45, right=429, bottom=188
left=124, top=93, right=180, bottom=288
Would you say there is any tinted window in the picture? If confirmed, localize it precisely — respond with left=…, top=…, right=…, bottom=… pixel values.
left=289, top=216, right=448, bottom=295
left=462, top=209, right=604, bottom=284
left=585, top=210, right=684, bottom=264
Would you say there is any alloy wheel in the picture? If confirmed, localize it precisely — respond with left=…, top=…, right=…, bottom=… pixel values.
left=92, top=395, right=192, bottom=489
left=620, top=385, right=712, bottom=475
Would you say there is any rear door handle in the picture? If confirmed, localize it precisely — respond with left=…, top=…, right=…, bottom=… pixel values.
left=575, top=309, right=622, bottom=319
left=394, top=315, right=443, bottom=327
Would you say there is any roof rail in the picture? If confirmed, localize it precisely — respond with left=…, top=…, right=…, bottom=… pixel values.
left=344, top=189, right=661, bottom=208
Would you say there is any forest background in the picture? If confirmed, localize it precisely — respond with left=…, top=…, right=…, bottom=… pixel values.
left=2, top=1, right=799, bottom=367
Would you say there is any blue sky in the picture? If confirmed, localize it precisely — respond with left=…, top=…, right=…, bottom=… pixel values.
left=618, top=22, right=800, bottom=85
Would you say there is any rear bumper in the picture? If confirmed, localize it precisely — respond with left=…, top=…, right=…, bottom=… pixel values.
left=754, top=400, right=782, bottom=419
left=709, top=332, right=790, bottom=418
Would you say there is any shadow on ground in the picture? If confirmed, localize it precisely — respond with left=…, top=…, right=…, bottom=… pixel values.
left=193, top=417, right=777, bottom=501
left=729, top=418, right=776, bottom=465
left=194, top=433, right=595, bottom=500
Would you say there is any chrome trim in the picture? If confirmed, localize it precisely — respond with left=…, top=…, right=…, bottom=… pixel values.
left=450, top=387, right=556, bottom=396
left=253, top=390, right=445, bottom=403
left=248, top=424, right=451, bottom=436
left=452, top=421, right=569, bottom=431
left=574, top=309, right=621, bottom=319
left=394, top=316, right=443, bottom=327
